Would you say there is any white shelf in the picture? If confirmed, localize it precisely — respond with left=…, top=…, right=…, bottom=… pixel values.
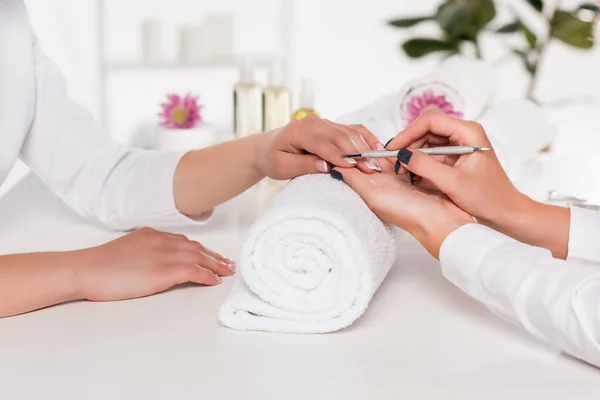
left=106, top=56, right=277, bottom=72
left=96, top=0, right=296, bottom=129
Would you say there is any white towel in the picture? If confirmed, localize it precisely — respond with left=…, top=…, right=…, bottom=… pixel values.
left=219, top=174, right=398, bottom=334
left=479, top=100, right=557, bottom=179
left=337, top=56, right=496, bottom=142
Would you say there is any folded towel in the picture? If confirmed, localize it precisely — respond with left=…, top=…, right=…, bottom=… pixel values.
left=479, top=100, right=557, bottom=179
left=219, top=174, right=398, bottom=334
left=337, top=56, right=495, bottom=142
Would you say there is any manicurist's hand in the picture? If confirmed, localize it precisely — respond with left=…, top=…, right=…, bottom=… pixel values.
left=386, top=110, right=522, bottom=226
left=331, top=163, right=473, bottom=259
left=386, top=110, right=569, bottom=259
left=258, top=114, right=383, bottom=179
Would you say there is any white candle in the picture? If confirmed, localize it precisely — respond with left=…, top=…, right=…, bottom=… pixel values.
left=141, top=19, right=164, bottom=65
left=178, top=25, right=203, bottom=64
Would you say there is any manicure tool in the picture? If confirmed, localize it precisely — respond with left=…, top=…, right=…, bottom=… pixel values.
left=343, top=146, right=493, bottom=159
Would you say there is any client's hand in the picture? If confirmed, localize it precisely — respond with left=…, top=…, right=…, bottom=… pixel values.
left=258, top=114, right=383, bottom=180
left=76, top=228, right=235, bottom=302
left=332, top=167, right=473, bottom=258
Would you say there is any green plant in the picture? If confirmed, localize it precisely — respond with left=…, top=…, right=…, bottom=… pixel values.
left=388, top=0, right=598, bottom=102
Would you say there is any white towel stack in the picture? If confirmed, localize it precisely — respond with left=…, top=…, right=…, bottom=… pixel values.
left=219, top=174, right=398, bottom=334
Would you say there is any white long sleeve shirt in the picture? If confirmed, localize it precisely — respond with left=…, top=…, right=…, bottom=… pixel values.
left=0, top=0, right=208, bottom=230
left=440, top=206, right=600, bottom=368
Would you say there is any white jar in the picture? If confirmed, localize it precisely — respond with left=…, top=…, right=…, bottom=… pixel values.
left=155, top=123, right=220, bottom=151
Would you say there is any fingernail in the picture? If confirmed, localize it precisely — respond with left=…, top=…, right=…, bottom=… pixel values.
left=215, top=275, right=223, bottom=283
left=225, top=261, right=236, bottom=272
left=376, top=142, right=385, bottom=150
left=395, top=160, right=401, bottom=175
left=397, top=148, right=413, bottom=165
left=345, top=158, right=357, bottom=165
left=364, top=159, right=382, bottom=171
left=384, top=138, right=394, bottom=148
left=409, top=172, right=416, bottom=186
left=329, top=170, right=344, bottom=182
left=315, top=159, right=329, bottom=173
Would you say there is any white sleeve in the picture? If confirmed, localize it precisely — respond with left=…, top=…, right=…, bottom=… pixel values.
left=568, top=206, right=600, bottom=264
left=19, top=38, right=212, bottom=231
left=439, top=217, right=600, bottom=368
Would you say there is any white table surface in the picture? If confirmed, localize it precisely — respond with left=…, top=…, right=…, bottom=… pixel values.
left=1, top=154, right=600, bottom=400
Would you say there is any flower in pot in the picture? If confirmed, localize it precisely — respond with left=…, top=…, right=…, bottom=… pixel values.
left=155, top=93, right=219, bottom=151
left=159, top=93, right=202, bottom=129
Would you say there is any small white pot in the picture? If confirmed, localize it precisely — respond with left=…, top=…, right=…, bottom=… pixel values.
left=155, top=123, right=220, bottom=151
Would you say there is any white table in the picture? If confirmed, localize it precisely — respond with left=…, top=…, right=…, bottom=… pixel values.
left=1, top=155, right=600, bottom=400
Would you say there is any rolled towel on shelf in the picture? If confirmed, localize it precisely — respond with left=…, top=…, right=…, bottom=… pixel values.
left=479, top=99, right=557, bottom=179
left=219, top=174, right=398, bottom=334
left=337, top=56, right=495, bottom=143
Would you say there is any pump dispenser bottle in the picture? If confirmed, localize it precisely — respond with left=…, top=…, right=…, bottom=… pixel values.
left=263, top=61, right=291, bottom=131
left=291, top=78, right=318, bottom=121
left=233, top=59, right=262, bottom=137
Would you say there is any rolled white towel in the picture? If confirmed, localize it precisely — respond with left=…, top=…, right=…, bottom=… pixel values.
left=219, top=174, right=398, bottom=334
left=479, top=99, right=557, bottom=179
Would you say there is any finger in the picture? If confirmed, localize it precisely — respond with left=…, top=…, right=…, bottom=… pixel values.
left=190, top=241, right=237, bottom=272
left=322, top=120, right=380, bottom=172
left=276, top=152, right=333, bottom=176
left=293, top=116, right=358, bottom=168
left=387, top=110, right=486, bottom=151
left=395, top=148, right=458, bottom=195
left=331, top=167, right=376, bottom=200
left=163, top=232, right=189, bottom=242
left=332, top=123, right=382, bottom=173
left=172, top=249, right=235, bottom=277
left=172, top=240, right=236, bottom=270
left=399, top=153, right=457, bottom=176
left=347, top=124, right=382, bottom=150
left=172, top=264, right=223, bottom=286
left=347, top=124, right=388, bottom=173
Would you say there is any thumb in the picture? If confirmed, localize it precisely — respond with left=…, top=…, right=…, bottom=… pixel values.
left=396, top=149, right=457, bottom=193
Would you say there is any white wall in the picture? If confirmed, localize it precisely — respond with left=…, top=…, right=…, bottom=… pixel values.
left=21, top=0, right=600, bottom=152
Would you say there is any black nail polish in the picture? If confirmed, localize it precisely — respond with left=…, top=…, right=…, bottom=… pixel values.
left=409, top=172, right=416, bottom=186
left=395, top=160, right=400, bottom=175
left=330, top=170, right=344, bottom=182
left=384, top=138, right=394, bottom=148
left=397, top=148, right=413, bottom=165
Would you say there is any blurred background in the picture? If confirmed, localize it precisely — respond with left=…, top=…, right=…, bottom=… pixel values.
left=19, top=0, right=600, bottom=156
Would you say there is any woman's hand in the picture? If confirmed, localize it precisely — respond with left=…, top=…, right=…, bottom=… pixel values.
left=386, top=110, right=524, bottom=226
left=0, top=228, right=235, bottom=317
left=76, top=228, right=235, bottom=301
left=332, top=165, right=473, bottom=259
left=386, top=110, right=569, bottom=259
left=175, top=115, right=384, bottom=218
left=258, top=114, right=383, bottom=180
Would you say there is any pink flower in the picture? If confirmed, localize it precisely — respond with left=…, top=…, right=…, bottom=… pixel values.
left=159, top=93, right=202, bottom=129
left=404, top=90, right=463, bottom=124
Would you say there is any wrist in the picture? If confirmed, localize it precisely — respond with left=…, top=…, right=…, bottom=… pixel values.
left=415, top=201, right=474, bottom=259
left=69, top=248, right=99, bottom=301
left=250, top=131, right=272, bottom=178
left=486, top=196, right=569, bottom=259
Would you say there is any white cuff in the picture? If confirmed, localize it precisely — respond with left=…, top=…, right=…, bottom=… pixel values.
left=103, top=150, right=213, bottom=231
left=568, top=206, right=600, bottom=263
left=135, top=150, right=213, bottom=228
left=439, top=223, right=517, bottom=295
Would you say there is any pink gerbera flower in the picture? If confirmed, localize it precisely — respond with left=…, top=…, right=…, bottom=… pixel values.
left=404, top=90, right=463, bottom=124
left=159, top=93, right=202, bottom=129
